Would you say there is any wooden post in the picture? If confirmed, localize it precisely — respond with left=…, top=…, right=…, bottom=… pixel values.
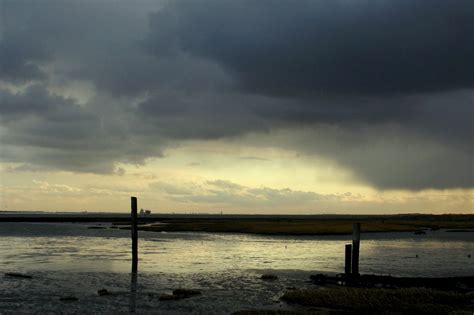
left=352, top=223, right=360, bottom=276
left=131, top=196, right=138, bottom=274
left=345, top=244, right=352, bottom=277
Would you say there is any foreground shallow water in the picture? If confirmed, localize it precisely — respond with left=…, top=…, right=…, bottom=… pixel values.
left=1, top=269, right=316, bottom=314
left=0, top=222, right=472, bottom=313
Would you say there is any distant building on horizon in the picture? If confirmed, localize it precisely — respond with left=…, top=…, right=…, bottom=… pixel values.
left=139, top=209, right=151, bottom=216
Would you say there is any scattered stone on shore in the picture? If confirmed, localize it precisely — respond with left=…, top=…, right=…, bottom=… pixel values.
left=4, top=272, right=32, bottom=279
left=281, top=287, right=474, bottom=314
left=111, top=221, right=131, bottom=226
left=97, top=289, right=110, bottom=296
left=158, top=289, right=202, bottom=301
left=260, top=274, right=278, bottom=281
left=59, top=296, right=78, bottom=302
left=233, top=311, right=330, bottom=315
left=159, top=294, right=181, bottom=301
left=310, top=274, right=328, bottom=285
left=309, top=273, right=474, bottom=292
left=172, top=289, right=202, bottom=297
left=414, top=230, right=426, bottom=235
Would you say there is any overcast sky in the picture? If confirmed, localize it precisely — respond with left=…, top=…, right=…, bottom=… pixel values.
left=1, top=0, right=473, bottom=213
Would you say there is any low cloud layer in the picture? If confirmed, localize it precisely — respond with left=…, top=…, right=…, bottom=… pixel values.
left=0, top=1, right=472, bottom=190
left=151, top=179, right=355, bottom=208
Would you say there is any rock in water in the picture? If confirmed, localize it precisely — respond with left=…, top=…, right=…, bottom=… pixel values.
left=4, top=272, right=32, bottom=279
left=159, top=294, right=180, bottom=301
left=98, top=289, right=110, bottom=296
left=414, top=230, right=426, bottom=235
left=310, top=274, right=328, bottom=285
left=261, top=274, right=278, bottom=281
left=172, top=289, right=201, bottom=298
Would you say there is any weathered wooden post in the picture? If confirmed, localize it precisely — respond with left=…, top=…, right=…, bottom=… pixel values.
left=345, top=244, right=352, bottom=277
left=351, top=223, right=360, bottom=276
left=131, top=196, right=138, bottom=274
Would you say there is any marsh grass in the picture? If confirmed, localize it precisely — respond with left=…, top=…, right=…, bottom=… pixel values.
left=233, top=311, right=330, bottom=315
left=140, top=218, right=474, bottom=235
left=281, top=287, right=474, bottom=314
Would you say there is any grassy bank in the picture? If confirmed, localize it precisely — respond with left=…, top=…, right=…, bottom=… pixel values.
left=280, top=287, right=474, bottom=314
left=234, top=311, right=329, bottom=315
left=138, top=216, right=474, bottom=235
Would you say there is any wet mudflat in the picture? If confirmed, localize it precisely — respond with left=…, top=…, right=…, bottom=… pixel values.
left=0, top=222, right=472, bottom=313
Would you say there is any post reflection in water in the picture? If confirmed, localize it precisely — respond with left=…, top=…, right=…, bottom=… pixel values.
left=129, top=272, right=137, bottom=313
left=130, top=196, right=138, bottom=313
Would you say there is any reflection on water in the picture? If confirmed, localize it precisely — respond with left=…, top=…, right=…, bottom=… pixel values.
left=0, top=222, right=472, bottom=277
left=129, top=272, right=137, bottom=313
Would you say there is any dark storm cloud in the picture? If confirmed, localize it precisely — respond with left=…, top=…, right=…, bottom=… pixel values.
left=0, top=0, right=472, bottom=190
left=0, top=85, right=56, bottom=116
left=0, top=2, right=49, bottom=82
left=0, top=38, right=47, bottom=82
left=147, top=0, right=474, bottom=97
left=0, top=85, right=165, bottom=173
left=140, top=0, right=474, bottom=190
left=261, top=123, right=473, bottom=190
left=136, top=91, right=282, bottom=139
left=0, top=0, right=170, bottom=95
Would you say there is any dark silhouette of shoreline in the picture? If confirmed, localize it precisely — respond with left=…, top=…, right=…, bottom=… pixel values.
left=1, top=213, right=472, bottom=235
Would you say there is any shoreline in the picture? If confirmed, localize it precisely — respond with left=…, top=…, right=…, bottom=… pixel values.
left=136, top=218, right=474, bottom=236
left=1, top=213, right=472, bottom=236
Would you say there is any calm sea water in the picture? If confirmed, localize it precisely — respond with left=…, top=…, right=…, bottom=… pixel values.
left=0, top=222, right=472, bottom=276
left=0, top=222, right=472, bottom=313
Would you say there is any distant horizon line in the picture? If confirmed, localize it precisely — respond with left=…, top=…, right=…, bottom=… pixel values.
left=0, top=210, right=472, bottom=217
